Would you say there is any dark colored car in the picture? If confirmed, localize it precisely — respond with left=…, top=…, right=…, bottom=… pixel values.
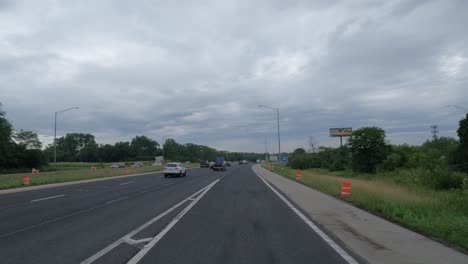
left=131, top=162, right=144, bottom=167
left=110, top=163, right=125, bottom=168
left=212, top=161, right=226, bottom=171
left=200, top=160, right=209, bottom=168
left=225, top=161, right=231, bottom=166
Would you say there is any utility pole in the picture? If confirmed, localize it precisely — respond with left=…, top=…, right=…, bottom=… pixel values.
left=264, top=136, right=268, bottom=162
left=430, top=125, right=439, bottom=140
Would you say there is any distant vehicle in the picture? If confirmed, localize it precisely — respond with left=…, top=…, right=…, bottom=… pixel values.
left=131, top=162, right=144, bottom=167
left=200, top=160, right=210, bottom=168
left=225, top=161, right=231, bottom=166
left=209, top=161, right=215, bottom=168
left=110, top=163, right=125, bottom=168
left=184, top=161, right=191, bottom=164
left=163, top=163, right=187, bottom=178
left=212, top=160, right=226, bottom=171
left=152, top=162, right=162, bottom=167
left=239, top=160, right=249, bottom=165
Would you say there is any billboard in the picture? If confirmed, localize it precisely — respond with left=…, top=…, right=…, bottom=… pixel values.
left=330, top=127, right=352, bottom=137
left=270, top=155, right=278, bottom=162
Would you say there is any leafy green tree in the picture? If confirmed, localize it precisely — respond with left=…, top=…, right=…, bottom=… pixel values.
left=97, top=144, right=115, bottom=162
left=455, top=113, right=468, bottom=172
left=13, top=129, right=42, bottom=149
left=0, top=103, right=14, bottom=167
left=45, top=133, right=97, bottom=162
left=348, top=127, right=387, bottom=173
left=292, top=148, right=306, bottom=155
left=163, top=138, right=180, bottom=161
left=113, top=141, right=131, bottom=161
left=130, top=135, right=159, bottom=159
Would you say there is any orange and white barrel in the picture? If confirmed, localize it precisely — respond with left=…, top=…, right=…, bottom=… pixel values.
left=341, top=181, right=351, bottom=198
left=22, top=175, right=30, bottom=185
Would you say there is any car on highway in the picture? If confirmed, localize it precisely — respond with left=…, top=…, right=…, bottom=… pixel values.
left=212, top=160, right=226, bottom=171
left=209, top=161, right=215, bottom=169
left=163, top=163, right=187, bottom=177
left=238, top=160, right=249, bottom=165
left=131, top=162, right=144, bottom=167
left=225, top=161, right=231, bottom=166
left=110, top=163, right=125, bottom=168
left=200, top=160, right=210, bottom=168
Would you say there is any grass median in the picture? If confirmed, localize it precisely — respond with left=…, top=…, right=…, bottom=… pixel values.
left=0, top=162, right=200, bottom=190
left=264, top=164, right=468, bottom=252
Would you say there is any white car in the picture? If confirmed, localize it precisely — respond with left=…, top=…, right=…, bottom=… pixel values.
left=163, top=163, right=187, bottom=178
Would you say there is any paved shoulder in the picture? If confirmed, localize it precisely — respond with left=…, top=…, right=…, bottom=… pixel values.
left=137, top=165, right=353, bottom=264
left=253, top=164, right=468, bottom=264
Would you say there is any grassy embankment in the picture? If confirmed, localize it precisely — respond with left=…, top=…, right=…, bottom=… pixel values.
left=263, top=164, right=468, bottom=252
left=0, top=162, right=199, bottom=190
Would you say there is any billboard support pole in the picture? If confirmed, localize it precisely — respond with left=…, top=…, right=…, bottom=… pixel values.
left=340, top=136, right=343, bottom=147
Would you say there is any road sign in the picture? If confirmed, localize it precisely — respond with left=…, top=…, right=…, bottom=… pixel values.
left=330, top=127, right=352, bottom=137
left=282, top=156, right=288, bottom=162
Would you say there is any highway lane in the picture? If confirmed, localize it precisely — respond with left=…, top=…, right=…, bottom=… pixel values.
left=0, top=164, right=359, bottom=264
left=133, top=164, right=354, bottom=264
left=0, top=166, right=225, bottom=264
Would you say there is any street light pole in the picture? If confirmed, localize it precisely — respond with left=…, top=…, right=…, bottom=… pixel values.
left=276, top=107, right=281, bottom=162
left=447, top=105, right=468, bottom=111
left=258, top=105, right=281, bottom=163
left=54, top=107, right=79, bottom=169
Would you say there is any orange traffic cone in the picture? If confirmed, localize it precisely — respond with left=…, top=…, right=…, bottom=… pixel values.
left=296, top=169, right=302, bottom=180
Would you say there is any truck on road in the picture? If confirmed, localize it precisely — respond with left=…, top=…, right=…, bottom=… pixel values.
left=212, top=156, right=226, bottom=171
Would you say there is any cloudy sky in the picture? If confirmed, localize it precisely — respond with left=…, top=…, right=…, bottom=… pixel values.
left=1, top=0, right=467, bottom=152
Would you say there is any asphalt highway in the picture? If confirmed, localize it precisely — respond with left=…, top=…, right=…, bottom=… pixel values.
left=0, top=164, right=359, bottom=264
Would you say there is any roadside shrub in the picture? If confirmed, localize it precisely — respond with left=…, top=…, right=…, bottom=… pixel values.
left=381, top=153, right=402, bottom=171
left=422, top=164, right=465, bottom=190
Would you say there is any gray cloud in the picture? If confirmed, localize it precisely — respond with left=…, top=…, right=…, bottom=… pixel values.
left=1, top=0, right=467, bottom=152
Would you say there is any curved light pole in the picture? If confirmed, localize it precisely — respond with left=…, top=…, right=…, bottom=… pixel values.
left=447, top=105, right=468, bottom=111
left=258, top=105, right=281, bottom=163
left=54, top=107, right=79, bottom=169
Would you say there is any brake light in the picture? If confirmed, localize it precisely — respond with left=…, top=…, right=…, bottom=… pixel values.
left=175, top=167, right=180, bottom=171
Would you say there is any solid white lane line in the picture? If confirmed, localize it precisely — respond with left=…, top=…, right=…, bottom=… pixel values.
left=120, top=181, right=134, bottom=185
left=30, top=194, right=65, bottom=203
left=126, top=179, right=219, bottom=264
left=253, top=167, right=359, bottom=264
left=80, top=180, right=218, bottom=264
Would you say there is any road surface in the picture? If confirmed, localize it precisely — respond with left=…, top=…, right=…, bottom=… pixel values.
left=0, top=165, right=358, bottom=264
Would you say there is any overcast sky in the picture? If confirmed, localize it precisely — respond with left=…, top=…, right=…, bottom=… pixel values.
left=1, top=0, right=467, bottom=153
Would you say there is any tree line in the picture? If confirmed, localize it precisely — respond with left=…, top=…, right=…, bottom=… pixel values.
left=288, top=113, right=468, bottom=190
left=0, top=103, right=261, bottom=172
left=41, top=134, right=260, bottom=163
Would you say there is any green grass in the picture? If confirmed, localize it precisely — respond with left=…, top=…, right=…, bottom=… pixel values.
left=0, top=162, right=199, bottom=190
left=264, top=164, right=468, bottom=252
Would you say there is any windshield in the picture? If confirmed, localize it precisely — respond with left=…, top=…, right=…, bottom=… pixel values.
left=0, top=1, right=467, bottom=264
